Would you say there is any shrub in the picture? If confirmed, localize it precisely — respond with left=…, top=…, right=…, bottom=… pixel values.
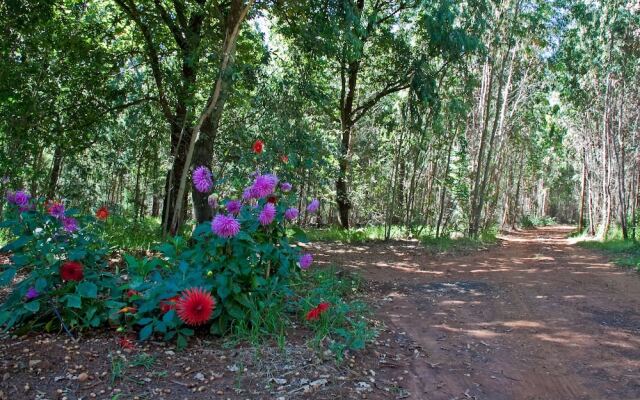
left=0, top=195, right=121, bottom=333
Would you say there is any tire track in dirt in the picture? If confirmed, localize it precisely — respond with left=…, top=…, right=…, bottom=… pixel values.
left=314, top=226, right=640, bottom=399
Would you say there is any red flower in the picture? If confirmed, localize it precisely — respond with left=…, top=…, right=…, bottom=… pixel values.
left=60, top=261, right=84, bottom=282
left=267, top=195, right=277, bottom=204
left=96, top=206, right=109, bottom=220
left=305, top=302, right=330, bottom=321
left=176, top=288, right=215, bottom=326
left=280, top=154, right=289, bottom=163
left=126, top=289, right=141, bottom=298
left=159, top=295, right=180, bottom=314
left=118, top=336, right=136, bottom=350
left=252, top=140, right=264, bottom=154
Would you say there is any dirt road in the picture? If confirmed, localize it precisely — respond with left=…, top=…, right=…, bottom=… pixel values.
left=315, top=226, right=640, bottom=400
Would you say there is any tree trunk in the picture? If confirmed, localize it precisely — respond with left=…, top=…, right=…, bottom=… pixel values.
left=46, top=144, right=64, bottom=199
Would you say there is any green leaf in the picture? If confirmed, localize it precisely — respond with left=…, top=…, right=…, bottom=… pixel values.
left=77, top=282, right=98, bottom=298
left=68, top=248, right=87, bottom=260
left=24, top=300, right=40, bottom=313
left=1, top=235, right=31, bottom=252
left=162, top=309, right=176, bottom=324
left=176, top=334, right=188, bottom=349
left=0, top=268, right=16, bottom=286
left=35, top=278, right=48, bottom=291
left=66, top=294, right=82, bottom=308
left=137, top=318, right=153, bottom=325
left=139, top=323, right=153, bottom=341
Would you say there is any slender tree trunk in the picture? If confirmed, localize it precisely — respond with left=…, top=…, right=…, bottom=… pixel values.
left=46, top=145, right=64, bottom=199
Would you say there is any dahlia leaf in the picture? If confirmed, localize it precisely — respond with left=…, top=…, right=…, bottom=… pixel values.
left=139, top=323, right=153, bottom=341
left=24, top=300, right=40, bottom=313
left=77, top=282, right=98, bottom=298
left=65, top=294, right=82, bottom=308
left=0, top=268, right=16, bottom=286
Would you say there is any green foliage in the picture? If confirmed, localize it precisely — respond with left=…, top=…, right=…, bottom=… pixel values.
left=294, top=267, right=376, bottom=360
left=577, top=239, right=640, bottom=271
left=0, top=200, right=121, bottom=332
left=420, top=229, right=497, bottom=254
left=520, top=215, right=557, bottom=228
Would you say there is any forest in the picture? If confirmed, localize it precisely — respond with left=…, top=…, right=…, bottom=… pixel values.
left=1, top=0, right=640, bottom=399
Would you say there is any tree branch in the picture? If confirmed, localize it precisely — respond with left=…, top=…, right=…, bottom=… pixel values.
left=114, top=0, right=175, bottom=126
left=153, top=0, right=188, bottom=50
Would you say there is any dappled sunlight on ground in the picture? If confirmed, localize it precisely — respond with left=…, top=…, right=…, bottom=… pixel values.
left=313, top=225, right=640, bottom=399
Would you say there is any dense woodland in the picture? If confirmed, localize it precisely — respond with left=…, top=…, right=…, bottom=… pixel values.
left=1, top=0, right=639, bottom=240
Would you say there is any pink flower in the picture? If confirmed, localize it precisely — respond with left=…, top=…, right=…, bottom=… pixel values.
left=62, top=217, right=78, bottom=233
left=250, top=174, right=278, bottom=198
left=306, top=198, right=320, bottom=213
left=211, top=214, right=240, bottom=238
left=226, top=200, right=242, bottom=215
left=299, top=253, right=313, bottom=269
left=193, top=166, right=213, bottom=193
left=284, top=207, right=299, bottom=221
left=258, top=203, right=276, bottom=226
left=48, top=202, right=65, bottom=218
left=280, top=182, right=292, bottom=192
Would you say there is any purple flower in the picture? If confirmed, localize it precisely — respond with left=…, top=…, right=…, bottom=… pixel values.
left=8, top=190, right=30, bottom=207
left=299, top=253, right=313, bottom=269
left=242, top=187, right=253, bottom=201
left=306, top=198, right=320, bottom=213
left=25, top=287, right=39, bottom=300
left=284, top=207, right=299, bottom=221
left=211, top=214, right=240, bottom=238
left=226, top=200, right=242, bottom=215
left=62, top=216, right=78, bottom=233
left=48, top=202, right=65, bottom=218
left=250, top=174, right=278, bottom=198
left=258, top=203, right=276, bottom=226
left=193, top=166, right=213, bottom=193
left=280, top=182, right=292, bottom=192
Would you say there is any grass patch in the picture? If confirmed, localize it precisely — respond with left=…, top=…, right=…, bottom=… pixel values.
left=104, top=216, right=163, bottom=251
left=577, top=239, right=640, bottom=270
left=304, top=225, right=407, bottom=243
left=227, top=266, right=376, bottom=361
left=420, top=228, right=498, bottom=254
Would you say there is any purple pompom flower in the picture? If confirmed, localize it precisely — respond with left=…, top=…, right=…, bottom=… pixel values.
left=299, top=253, right=313, bottom=269
left=280, top=182, right=292, bottom=192
left=211, top=214, right=240, bottom=238
left=226, top=200, right=242, bottom=215
left=62, top=216, right=78, bottom=233
left=284, top=207, right=299, bottom=221
left=25, top=287, right=39, bottom=301
left=193, top=166, right=213, bottom=193
left=8, top=190, right=30, bottom=207
left=250, top=174, right=278, bottom=198
left=48, top=202, right=65, bottom=219
left=306, top=198, right=320, bottom=213
left=258, top=203, right=276, bottom=226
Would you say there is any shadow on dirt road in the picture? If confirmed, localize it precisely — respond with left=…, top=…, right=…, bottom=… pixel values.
left=315, top=226, right=640, bottom=400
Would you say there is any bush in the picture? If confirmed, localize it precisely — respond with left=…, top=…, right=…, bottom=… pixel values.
left=0, top=173, right=343, bottom=350
left=0, top=196, right=121, bottom=333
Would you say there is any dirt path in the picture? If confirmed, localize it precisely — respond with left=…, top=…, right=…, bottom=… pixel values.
left=315, top=226, right=640, bottom=400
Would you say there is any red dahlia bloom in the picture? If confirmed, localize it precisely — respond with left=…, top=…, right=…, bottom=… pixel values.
left=267, top=195, right=277, bottom=204
left=306, top=302, right=330, bottom=321
left=96, top=206, right=109, bottom=220
left=159, top=295, right=180, bottom=314
left=176, top=288, right=215, bottom=326
left=252, top=139, right=264, bottom=154
left=60, top=261, right=84, bottom=282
